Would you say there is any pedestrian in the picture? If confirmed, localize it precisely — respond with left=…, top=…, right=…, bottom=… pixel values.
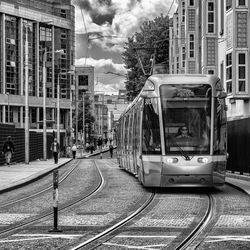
left=97, top=137, right=103, bottom=150
left=50, top=138, right=60, bottom=164
left=109, top=144, right=114, bottom=158
left=2, top=136, right=15, bottom=166
left=71, top=143, right=77, bottom=159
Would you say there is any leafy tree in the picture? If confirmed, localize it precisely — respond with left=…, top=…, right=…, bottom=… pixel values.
left=72, top=95, right=95, bottom=142
left=122, top=14, right=169, bottom=101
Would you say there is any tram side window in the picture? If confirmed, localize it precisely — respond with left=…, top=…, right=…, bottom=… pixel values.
left=124, top=116, right=129, bottom=152
left=142, top=99, right=161, bottom=154
left=213, top=98, right=227, bottom=154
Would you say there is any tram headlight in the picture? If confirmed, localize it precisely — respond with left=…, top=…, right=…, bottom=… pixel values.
left=167, top=158, right=178, bottom=164
left=197, top=157, right=208, bottom=163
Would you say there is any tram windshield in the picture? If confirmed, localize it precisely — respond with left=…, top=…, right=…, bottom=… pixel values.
left=160, top=84, right=212, bottom=155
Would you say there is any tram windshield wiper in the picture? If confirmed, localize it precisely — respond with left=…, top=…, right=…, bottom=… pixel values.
left=168, top=137, right=191, bottom=161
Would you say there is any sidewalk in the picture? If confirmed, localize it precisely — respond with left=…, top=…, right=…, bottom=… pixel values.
left=226, top=172, right=250, bottom=195
left=0, top=157, right=72, bottom=193
left=0, top=147, right=110, bottom=193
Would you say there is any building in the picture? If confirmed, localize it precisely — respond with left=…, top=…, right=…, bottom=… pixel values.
left=0, top=0, right=75, bottom=139
left=218, top=0, right=249, bottom=120
left=93, top=90, right=129, bottom=141
left=74, top=66, right=94, bottom=143
left=169, top=0, right=250, bottom=120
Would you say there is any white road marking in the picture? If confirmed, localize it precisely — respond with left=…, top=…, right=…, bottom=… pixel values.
left=102, top=242, right=166, bottom=249
left=205, top=235, right=250, bottom=243
left=115, top=235, right=176, bottom=238
left=0, top=234, right=82, bottom=243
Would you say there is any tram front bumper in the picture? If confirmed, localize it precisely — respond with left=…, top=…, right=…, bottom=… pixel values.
left=160, top=156, right=226, bottom=187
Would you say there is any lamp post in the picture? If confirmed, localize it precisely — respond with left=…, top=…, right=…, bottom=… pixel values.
left=43, top=48, right=47, bottom=161
left=6, top=92, right=9, bottom=123
left=24, top=23, right=29, bottom=164
left=57, top=73, right=60, bottom=143
left=82, top=92, right=85, bottom=151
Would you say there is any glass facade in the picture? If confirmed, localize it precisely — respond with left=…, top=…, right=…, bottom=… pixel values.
left=0, top=0, right=75, bottom=130
left=5, top=15, right=18, bottom=95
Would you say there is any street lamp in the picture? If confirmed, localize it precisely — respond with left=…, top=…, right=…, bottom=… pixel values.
left=6, top=92, right=9, bottom=123
left=24, top=22, right=29, bottom=164
left=42, top=47, right=47, bottom=161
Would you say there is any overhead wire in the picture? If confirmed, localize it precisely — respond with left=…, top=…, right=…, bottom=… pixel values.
left=167, top=0, right=175, bottom=17
left=77, top=0, right=89, bottom=65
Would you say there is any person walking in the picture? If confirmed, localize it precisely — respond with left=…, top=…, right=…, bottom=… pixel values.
left=2, top=136, right=15, bottom=166
left=109, top=143, right=114, bottom=158
left=71, top=143, right=77, bottom=159
left=50, top=138, right=60, bottom=164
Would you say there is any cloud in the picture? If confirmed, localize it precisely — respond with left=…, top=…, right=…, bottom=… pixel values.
left=74, top=0, right=177, bottom=52
left=75, top=57, right=127, bottom=93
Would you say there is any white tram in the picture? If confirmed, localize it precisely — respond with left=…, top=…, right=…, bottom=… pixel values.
left=116, top=74, right=227, bottom=187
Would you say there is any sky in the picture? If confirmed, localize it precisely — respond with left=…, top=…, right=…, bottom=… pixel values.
left=72, top=0, right=177, bottom=94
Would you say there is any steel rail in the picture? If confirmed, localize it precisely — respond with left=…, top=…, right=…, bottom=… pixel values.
left=173, top=193, right=214, bottom=250
left=0, top=160, right=80, bottom=209
left=70, top=190, right=155, bottom=250
left=0, top=159, right=104, bottom=237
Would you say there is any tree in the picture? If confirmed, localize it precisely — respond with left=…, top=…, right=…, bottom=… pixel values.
left=72, top=95, right=95, bottom=143
left=122, top=14, right=169, bottom=101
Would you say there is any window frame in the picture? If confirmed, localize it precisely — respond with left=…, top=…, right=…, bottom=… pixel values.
left=189, top=34, right=195, bottom=58
left=226, top=52, right=232, bottom=94
left=236, top=51, right=248, bottom=94
left=207, top=1, right=215, bottom=34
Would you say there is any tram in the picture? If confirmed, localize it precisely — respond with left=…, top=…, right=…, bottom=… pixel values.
left=116, top=74, right=227, bottom=187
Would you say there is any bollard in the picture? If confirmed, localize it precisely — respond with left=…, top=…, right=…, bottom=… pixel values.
left=49, top=169, right=63, bottom=232
left=100, top=148, right=102, bottom=159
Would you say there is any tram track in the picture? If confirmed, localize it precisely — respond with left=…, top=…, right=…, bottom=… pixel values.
left=70, top=190, right=156, bottom=250
left=0, top=159, right=104, bottom=238
left=173, top=192, right=214, bottom=250
left=0, top=159, right=80, bottom=209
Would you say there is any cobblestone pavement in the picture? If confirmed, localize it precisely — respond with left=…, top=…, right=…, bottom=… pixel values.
left=0, top=156, right=250, bottom=250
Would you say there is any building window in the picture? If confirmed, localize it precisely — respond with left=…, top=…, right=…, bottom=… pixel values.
left=226, top=0, right=232, bottom=11
left=226, top=53, right=232, bottom=93
left=238, top=0, right=246, bottom=6
left=78, top=75, right=88, bottom=86
left=182, top=46, right=186, bottom=68
left=236, top=12, right=247, bottom=47
left=207, top=2, right=215, bottom=33
left=208, top=70, right=214, bottom=74
left=220, top=0, right=224, bottom=35
left=188, top=9, right=195, bottom=31
left=189, top=34, right=194, bottom=58
left=237, top=52, right=247, bottom=92
left=207, top=38, right=216, bottom=66
left=188, top=61, right=196, bottom=74
left=189, top=0, right=194, bottom=6
left=182, top=2, right=185, bottom=22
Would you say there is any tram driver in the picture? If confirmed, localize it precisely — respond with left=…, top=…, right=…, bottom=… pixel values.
left=175, top=125, right=192, bottom=138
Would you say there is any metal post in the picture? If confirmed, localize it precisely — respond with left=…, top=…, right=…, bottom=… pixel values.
left=7, top=93, right=9, bottom=123
left=82, top=92, right=85, bottom=152
left=43, top=48, right=47, bottom=160
left=101, top=94, right=104, bottom=137
left=49, top=169, right=62, bottom=232
left=25, top=25, right=29, bottom=164
left=75, top=92, right=78, bottom=144
left=57, top=74, right=60, bottom=143
left=70, top=90, right=73, bottom=144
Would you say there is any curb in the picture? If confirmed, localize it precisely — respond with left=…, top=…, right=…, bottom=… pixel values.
left=0, top=158, right=72, bottom=194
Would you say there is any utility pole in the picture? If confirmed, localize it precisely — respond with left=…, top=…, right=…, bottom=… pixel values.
left=25, top=24, right=29, bottom=164
left=82, top=92, right=85, bottom=151
left=43, top=47, right=47, bottom=161
left=57, top=74, right=60, bottom=143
